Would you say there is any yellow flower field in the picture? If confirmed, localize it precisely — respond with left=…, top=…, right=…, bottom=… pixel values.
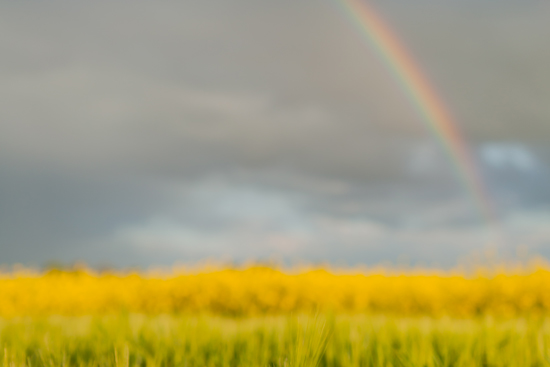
left=1, top=264, right=549, bottom=317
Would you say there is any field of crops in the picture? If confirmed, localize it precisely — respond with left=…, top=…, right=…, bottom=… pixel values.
left=2, top=265, right=550, bottom=366
left=1, top=265, right=550, bottom=317
left=2, top=315, right=550, bottom=366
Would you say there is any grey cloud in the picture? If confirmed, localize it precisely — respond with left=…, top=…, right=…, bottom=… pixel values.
left=380, top=0, right=550, bottom=140
left=0, top=64, right=418, bottom=183
left=1, top=0, right=550, bottom=267
left=0, top=169, right=174, bottom=265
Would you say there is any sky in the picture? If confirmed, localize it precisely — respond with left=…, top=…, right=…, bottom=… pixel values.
left=1, top=0, right=550, bottom=268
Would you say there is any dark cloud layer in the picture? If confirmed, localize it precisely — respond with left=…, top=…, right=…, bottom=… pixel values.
left=1, top=0, right=550, bottom=267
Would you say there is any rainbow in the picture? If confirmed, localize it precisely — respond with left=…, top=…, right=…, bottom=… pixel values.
left=337, top=0, right=496, bottom=224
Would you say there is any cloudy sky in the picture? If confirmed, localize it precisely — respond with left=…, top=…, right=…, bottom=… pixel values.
left=1, top=0, right=550, bottom=268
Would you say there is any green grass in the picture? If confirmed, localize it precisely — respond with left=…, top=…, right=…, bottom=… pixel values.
left=1, top=314, right=550, bottom=366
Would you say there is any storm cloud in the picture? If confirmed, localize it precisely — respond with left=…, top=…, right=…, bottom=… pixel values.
left=1, top=0, right=550, bottom=268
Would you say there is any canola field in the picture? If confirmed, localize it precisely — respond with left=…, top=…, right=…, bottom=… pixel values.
left=2, top=265, right=550, bottom=366
left=1, top=265, right=550, bottom=317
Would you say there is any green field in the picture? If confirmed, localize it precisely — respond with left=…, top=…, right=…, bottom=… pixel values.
left=1, top=315, right=549, bottom=367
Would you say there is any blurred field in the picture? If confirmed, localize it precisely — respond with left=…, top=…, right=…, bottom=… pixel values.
left=1, top=265, right=550, bottom=317
left=2, top=266, right=550, bottom=366
left=2, top=314, right=550, bottom=367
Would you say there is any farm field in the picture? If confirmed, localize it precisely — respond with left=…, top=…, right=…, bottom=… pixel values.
left=1, top=265, right=550, bottom=366
left=2, top=314, right=550, bottom=367
left=2, top=265, right=550, bottom=317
